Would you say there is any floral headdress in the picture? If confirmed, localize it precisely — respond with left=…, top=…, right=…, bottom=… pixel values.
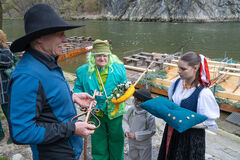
left=199, top=54, right=211, bottom=87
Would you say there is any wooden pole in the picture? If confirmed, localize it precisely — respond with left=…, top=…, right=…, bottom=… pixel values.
left=85, top=90, right=97, bottom=122
left=83, top=89, right=97, bottom=160
left=124, top=65, right=155, bottom=72
left=134, top=61, right=155, bottom=87
left=83, top=138, right=87, bottom=160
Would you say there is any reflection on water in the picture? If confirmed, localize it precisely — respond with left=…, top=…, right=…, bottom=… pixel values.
left=3, top=19, right=240, bottom=73
left=58, top=53, right=88, bottom=73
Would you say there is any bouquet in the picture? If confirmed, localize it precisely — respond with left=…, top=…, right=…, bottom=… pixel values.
left=111, top=81, right=132, bottom=100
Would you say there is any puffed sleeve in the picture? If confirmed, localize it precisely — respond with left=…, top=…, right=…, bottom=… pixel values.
left=197, top=88, right=220, bottom=130
left=168, top=78, right=178, bottom=100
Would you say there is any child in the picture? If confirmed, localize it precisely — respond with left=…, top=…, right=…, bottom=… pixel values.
left=123, top=88, right=156, bottom=160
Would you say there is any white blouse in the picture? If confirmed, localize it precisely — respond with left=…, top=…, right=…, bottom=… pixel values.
left=168, top=78, right=220, bottom=130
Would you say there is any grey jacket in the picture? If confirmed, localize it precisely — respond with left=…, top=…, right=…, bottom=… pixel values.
left=123, top=106, right=156, bottom=146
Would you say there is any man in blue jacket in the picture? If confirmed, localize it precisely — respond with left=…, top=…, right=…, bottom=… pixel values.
left=8, top=4, right=96, bottom=160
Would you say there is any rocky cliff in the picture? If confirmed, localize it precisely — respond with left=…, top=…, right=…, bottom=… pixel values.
left=101, top=0, right=240, bottom=22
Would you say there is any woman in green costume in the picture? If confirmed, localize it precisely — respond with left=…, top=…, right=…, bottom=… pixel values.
left=73, top=39, right=127, bottom=160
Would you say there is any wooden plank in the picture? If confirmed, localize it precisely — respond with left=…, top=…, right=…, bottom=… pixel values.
left=164, top=62, right=220, bottom=73
left=132, top=76, right=239, bottom=113
left=219, top=71, right=240, bottom=77
left=149, top=86, right=168, bottom=97
left=218, top=103, right=240, bottom=113
left=151, top=79, right=172, bottom=87
left=163, top=62, right=178, bottom=67
left=216, top=91, right=240, bottom=102
left=135, top=84, right=168, bottom=97
left=124, top=65, right=155, bottom=72
left=136, top=84, right=240, bottom=114
left=139, top=52, right=154, bottom=57
left=123, top=57, right=139, bottom=61
left=123, top=57, right=139, bottom=66
left=132, top=54, right=148, bottom=59
left=224, top=67, right=240, bottom=72
left=155, top=61, right=164, bottom=68
left=132, top=54, right=148, bottom=65
left=154, top=56, right=163, bottom=61
left=139, top=52, right=153, bottom=56
left=208, top=60, right=240, bottom=67
left=173, top=59, right=240, bottom=70
left=153, top=53, right=165, bottom=61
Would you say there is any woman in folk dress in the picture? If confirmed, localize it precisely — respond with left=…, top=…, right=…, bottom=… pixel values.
left=158, top=52, right=220, bottom=160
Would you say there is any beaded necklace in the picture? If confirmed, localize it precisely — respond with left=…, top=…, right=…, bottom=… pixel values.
left=182, top=80, right=195, bottom=92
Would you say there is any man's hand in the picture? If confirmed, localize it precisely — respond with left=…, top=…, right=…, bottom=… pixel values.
left=74, top=122, right=96, bottom=138
left=72, top=92, right=97, bottom=108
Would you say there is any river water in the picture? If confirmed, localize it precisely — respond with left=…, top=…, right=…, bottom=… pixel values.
left=3, top=19, right=240, bottom=73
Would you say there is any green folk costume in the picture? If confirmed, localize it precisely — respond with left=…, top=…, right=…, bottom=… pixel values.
left=73, top=62, right=127, bottom=160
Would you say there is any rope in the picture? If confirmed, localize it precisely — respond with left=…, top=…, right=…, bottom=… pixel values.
left=96, top=67, right=108, bottom=99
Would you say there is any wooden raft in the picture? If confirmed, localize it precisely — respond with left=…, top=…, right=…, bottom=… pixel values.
left=58, top=36, right=93, bottom=61
left=124, top=52, right=240, bottom=113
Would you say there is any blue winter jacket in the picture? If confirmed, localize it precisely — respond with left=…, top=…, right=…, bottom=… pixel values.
left=8, top=48, right=82, bottom=160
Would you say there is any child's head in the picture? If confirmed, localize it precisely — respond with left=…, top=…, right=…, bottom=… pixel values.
left=133, top=88, right=152, bottom=110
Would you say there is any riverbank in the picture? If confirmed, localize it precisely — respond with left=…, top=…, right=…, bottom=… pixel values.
left=0, top=72, right=239, bottom=160
left=4, top=1, right=240, bottom=23
left=5, top=14, right=240, bottom=23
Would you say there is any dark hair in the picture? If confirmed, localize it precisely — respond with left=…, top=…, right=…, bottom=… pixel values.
left=180, top=52, right=201, bottom=87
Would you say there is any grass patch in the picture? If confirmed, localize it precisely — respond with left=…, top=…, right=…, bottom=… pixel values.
left=0, top=115, right=6, bottom=120
left=0, top=157, right=8, bottom=160
left=3, top=17, right=23, bottom=20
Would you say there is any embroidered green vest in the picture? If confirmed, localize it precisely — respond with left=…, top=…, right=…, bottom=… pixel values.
left=95, top=67, right=126, bottom=119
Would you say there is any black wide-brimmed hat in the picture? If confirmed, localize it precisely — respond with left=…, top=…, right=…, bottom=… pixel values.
left=133, top=88, right=152, bottom=101
left=10, top=3, right=84, bottom=52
